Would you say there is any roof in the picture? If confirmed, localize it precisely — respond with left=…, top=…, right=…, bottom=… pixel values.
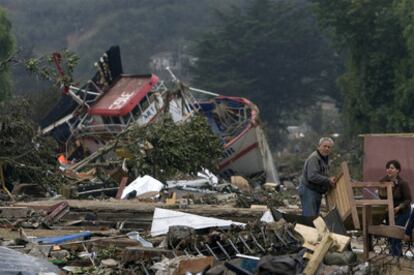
left=89, top=74, right=159, bottom=116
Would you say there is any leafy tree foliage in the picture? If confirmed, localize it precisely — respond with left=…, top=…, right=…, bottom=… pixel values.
left=313, top=0, right=414, bottom=136
left=0, top=99, right=65, bottom=191
left=0, top=7, right=14, bottom=101
left=190, top=0, right=341, bottom=141
left=25, top=50, right=79, bottom=90
left=125, top=114, right=223, bottom=181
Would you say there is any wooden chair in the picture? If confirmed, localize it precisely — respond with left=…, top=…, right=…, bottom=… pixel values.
left=362, top=204, right=414, bottom=260
left=326, top=162, right=395, bottom=230
left=326, top=162, right=414, bottom=260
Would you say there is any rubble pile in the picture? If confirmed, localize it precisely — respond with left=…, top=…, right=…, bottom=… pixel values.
left=2, top=196, right=398, bottom=274
left=2, top=47, right=412, bottom=274
left=0, top=99, right=374, bottom=274
left=0, top=199, right=353, bottom=274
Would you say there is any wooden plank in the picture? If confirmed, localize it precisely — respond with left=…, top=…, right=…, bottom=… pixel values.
left=351, top=182, right=393, bottom=188
left=353, top=181, right=389, bottom=187
left=368, top=225, right=411, bottom=239
left=115, top=177, right=128, bottom=200
left=304, top=233, right=333, bottom=275
left=250, top=205, right=268, bottom=210
left=294, top=224, right=319, bottom=244
left=339, top=169, right=350, bottom=216
left=355, top=200, right=390, bottom=205
left=313, top=217, right=328, bottom=236
left=294, top=223, right=350, bottom=252
left=326, top=162, right=358, bottom=228
left=16, top=200, right=266, bottom=222
left=76, top=187, right=119, bottom=196
left=94, top=238, right=143, bottom=248
left=166, top=192, right=177, bottom=205
left=0, top=207, right=32, bottom=219
left=337, top=181, right=347, bottom=216
left=330, top=234, right=350, bottom=253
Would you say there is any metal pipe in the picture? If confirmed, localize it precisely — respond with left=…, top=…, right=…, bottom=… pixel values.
left=216, top=241, right=231, bottom=260
left=238, top=234, right=254, bottom=254
left=250, top=233, right=265, bottom=253
left=205, top=243, right=219, bottom=260
left=228, top=239, right=241, bottom=254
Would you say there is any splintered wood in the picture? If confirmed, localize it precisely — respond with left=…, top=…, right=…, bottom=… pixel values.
left=294, top=217, right=351, bottom=275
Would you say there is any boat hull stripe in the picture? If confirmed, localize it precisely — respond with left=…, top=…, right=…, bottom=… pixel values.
left=219, top=142, right=259, bottom=170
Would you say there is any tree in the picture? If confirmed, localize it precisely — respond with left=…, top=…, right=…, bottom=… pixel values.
left=190, top=0, right=341, bottom=143
left=313, top=0, right=414, bottom=136
left=0, top=7, right=14, bottom=101
left=125, top=114, right=223, bottom=181
left=0, top=99, right=63, bottom=192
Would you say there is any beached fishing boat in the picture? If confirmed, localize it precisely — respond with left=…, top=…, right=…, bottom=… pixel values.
left=41, top=46, right=278, bottom=184
left=198, top=96, right=279, bottom=184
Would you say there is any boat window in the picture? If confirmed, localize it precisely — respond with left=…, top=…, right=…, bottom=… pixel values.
left=140, top=97, right=150, bottom=111
left=102, top=116, right=112, bottom=125
left=111, top=116, right=122, bottom=124
left=131, top=105, right=141, bottom=118
left=122, top=113, right=132, bottom=124
left=184, top=102, right=192, bottom=113
left=147, top=91, right=155, bottom=102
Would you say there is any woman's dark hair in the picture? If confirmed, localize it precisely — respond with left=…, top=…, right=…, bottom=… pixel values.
left=386, top=159, right=401, bottom=171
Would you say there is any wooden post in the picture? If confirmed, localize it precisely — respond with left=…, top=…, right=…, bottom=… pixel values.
left=387, top=184, right=395, bottom=226
left=362, top=204, right=372, bottom=261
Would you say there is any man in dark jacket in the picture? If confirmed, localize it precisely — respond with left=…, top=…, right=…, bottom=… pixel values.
left=299, top=137, right=335, bottom=216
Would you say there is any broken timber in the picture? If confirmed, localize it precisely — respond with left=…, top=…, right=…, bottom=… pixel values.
left=16, top=200, right=265, bottom=230
left=294, top=217, right=351, bottom=275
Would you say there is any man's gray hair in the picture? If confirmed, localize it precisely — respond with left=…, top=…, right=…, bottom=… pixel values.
left=318, top=137, right=334, bottom=145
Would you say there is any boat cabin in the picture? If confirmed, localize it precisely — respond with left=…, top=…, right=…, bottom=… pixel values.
left=87, top=74, right=165, bottom=133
